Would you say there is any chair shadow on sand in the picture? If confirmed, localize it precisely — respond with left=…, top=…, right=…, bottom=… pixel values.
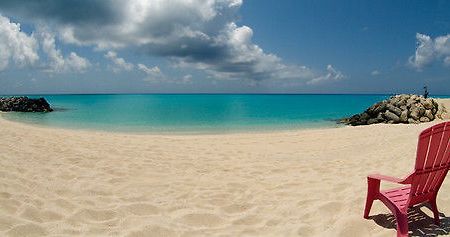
left=369, top=203, right=450, bottom=236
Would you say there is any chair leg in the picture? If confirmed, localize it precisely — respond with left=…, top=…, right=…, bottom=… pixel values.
left=364, top=195, right=375, bottom=219
left=394, top=210, right=409, bottom=237
left=364, top=177, right=380, bottom=218
left=430, top=198, right=440, bottom=225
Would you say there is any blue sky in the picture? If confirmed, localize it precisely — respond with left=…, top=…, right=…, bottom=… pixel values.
left=0, top=0, right=449, bottom=94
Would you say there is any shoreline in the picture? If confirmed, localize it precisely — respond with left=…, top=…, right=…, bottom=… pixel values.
left=0, top=112, right=342, bottom=137
left=0, top=113, right=344, bottom=136
left=0, top=97, right=447, bottom=136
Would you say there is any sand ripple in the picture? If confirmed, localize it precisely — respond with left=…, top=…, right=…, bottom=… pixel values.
left=1, top=112, right=450, bottom=236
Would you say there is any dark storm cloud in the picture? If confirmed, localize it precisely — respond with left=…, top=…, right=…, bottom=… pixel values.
left=0, top=0, right=121, bottom=25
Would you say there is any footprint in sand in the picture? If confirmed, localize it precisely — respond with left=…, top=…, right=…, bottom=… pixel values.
left=179, top=213, right=225, bottom=227
left=0, top=216, right=18, bottom=231
left=126, top=225, right=176, bottom=237
left=6, top=223, right=48, bottom=237
left=222, top=203, right=253, bottom=214
left=71, top=208, right=117, bottom=222
left=0, top=199, right=21, bottom=214
left=301, top=201, right=344, bottom=225
left=318, top=201, right=343, bottom=216
left=0, top=192, right=12, bottom=199
left=122, top=203, right=160, bottom=216
left=297, top=224, right=317, bottom=237
left=20, top=206, right=63, bottom=223
left=52, top=198, right=77, bottom=212
left=232, top=215, right=262, bottom=225
left=332, top=217, right=371, bottom=237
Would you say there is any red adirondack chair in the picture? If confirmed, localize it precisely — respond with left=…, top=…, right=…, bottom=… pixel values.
left=364, top=121, right=450, bottom=237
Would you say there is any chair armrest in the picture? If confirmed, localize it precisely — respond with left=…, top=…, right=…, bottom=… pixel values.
left=367, top=174, right=408, bottom=184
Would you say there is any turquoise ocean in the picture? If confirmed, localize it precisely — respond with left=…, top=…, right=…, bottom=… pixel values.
left=2, top=94, right=448, bottom=133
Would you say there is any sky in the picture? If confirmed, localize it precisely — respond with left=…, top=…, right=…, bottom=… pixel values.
left=0, top=0, right=449, bottom=94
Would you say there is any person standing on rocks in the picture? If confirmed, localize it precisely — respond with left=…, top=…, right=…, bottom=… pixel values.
left=424, top=86, right=429, bottom=99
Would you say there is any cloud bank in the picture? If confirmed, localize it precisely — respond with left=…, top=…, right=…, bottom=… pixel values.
left=104, top=51, right=134, bottom=72
left=409, top=33, right=450, bottom=70
left=0, top=15, right=39, bottom=71
left=306, top=65, right=345, bottom=85
left=0, top=0, right=341, bottom=83
left=0, top=14, right=90, bottom=73
left=39, top=30, right=91, bottom=73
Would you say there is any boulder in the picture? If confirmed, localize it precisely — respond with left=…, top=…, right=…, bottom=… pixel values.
left=384, top=110, right=400, bottom=123
left=425, top=110, right=434, bottom=120
left=420, top=117, right=430, bottom=123
left=409, top=107, right=421, bottom=120
left=0, top=97, right=53, bottom=112
left=367, top=118, right=378, bottom=125
left=400, top=110, right=408, bottom=122
left=367, top=102, right=386, bottom=116
left=387, top=104, right=402, bottom=116
left=408, top=118, right=419, bottom=124
left=423, top=99, right=434, bottom=110
left=339, top=94, right=444, bottom=126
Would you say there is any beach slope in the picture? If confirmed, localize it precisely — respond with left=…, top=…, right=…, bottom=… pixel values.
left=0, top=100, right=449, bottom=236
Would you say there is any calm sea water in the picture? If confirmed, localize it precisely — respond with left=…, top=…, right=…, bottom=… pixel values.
left=2, top=94, right=442, bottom=133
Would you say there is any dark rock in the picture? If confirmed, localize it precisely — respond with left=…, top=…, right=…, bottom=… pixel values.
left=338, top=94, right=442, bottom=126
left=408, top=118, right=419, bottom=124
left=420, top=117, right=430, bottom=123
left=386, top=104, right=402, bottom=116
left=0, top=97, right=53, bottom=112
left=425, top=110, right=434, bottom=120
left=366, top=102, right=386, bottom=116
left=360, top=112, right=370, bottom=121
left=400, top=110, right=408, bottom=122
left=409, top=107, right=421, bottom=120
left=384, top=110, right=400, bottom=123
left=423, top=99, right=434, bottom=110
left=367, top=118, right=378, bottom=125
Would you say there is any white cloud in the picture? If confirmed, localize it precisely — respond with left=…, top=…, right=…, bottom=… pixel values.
left=176, top=22, right=317, bottom=81
left=39, top=29, right=90, bottom=73
left=0, top=1, right=340, bottom=83
left=307, top=65, right=345, bottom=85
left=137, top=63, right=194, bottom=84
left=104, top=51, right=134, bottom=72
left=409, top=33, right=450, bottom=70
left=50, top=0, right=242, bottom=50
left=371, top=70, right=380, bottom=76
left=137, top=63, right=165, bottom=82
left=0, top=15, right=39, bottom=71
left=66, top=52, right=91, bottom=72
left=137, top=63, right=160, bottom=75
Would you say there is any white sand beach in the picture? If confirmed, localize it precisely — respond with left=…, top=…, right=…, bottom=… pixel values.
left=0, top=99, right=449, bottom=237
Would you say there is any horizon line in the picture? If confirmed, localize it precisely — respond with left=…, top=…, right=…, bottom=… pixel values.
left=1, top=92, right=448, bottom=97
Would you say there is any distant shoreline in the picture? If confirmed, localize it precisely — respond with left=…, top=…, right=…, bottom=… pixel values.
left=2, top=93, right=450, bottom=96
left=1, top=95, right=448, bottom=135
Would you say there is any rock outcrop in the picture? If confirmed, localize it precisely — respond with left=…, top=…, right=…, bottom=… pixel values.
left=340, top=94, right=446, bottom=126
left=0, top=97, right=53, bottom=112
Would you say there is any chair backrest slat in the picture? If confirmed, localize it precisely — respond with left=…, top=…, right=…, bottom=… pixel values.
left=439, top=128, right=450, bottom=165
left=411, top=122, right=450, bottom=200
left=426, top=127, right=450, bottom=193
left=415, top=129, right=431, bottom=170
left=419, top=126, right=446, bottom=194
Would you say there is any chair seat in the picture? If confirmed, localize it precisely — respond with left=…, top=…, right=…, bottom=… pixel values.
left=380, top=185, right=411, bottom=209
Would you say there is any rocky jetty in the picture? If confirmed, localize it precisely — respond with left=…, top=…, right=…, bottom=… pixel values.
left=340, top=94, right=446, bottom=126
left=0, top=97, right=53, bottom=112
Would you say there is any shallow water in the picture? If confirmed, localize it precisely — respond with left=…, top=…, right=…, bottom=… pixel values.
left=3, top=94, right=445, bottom=133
